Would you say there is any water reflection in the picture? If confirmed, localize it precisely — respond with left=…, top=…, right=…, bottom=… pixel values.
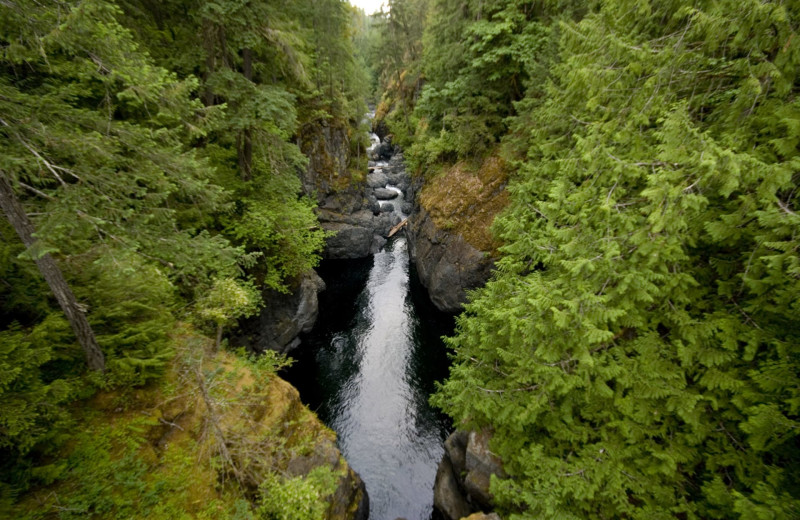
left=286, top=237, right=453, bottom=520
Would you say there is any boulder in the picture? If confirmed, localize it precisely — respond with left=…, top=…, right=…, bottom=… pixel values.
left=407, top=207, right=494, bottom=312
left=367, top=196, right=381, bottom=215
left=466, top=430, right=506, bottom=481
left=463, top=430, right=506, bottom=509
left=372, top=118, right=389, bottom=141
left=374, top=187, right=399, bottom=200
left=379, top=203, right=395, bottom=213
left=390, top=176, right=411, bottom=194
left=444, top=430, right=469, bottom=477
left=319, top=185, right=365, bottom=214
left=433, top=455, right=472, bottom=520
left=318, top=209, right=392, bottom=259
left=464, top=471, right=493, bottom=510
left=367, top=170, right=389, bottom=188
left=322, top=223, right=376, bottom=259
left=370, top=234, right=387, bottom=253
left=370, top=141, right=394, bottom=160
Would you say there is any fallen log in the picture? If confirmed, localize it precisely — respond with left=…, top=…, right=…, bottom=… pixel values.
left=388, top=218, right=408, bottom=238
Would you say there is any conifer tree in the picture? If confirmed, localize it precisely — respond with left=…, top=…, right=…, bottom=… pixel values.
left=0, top=0, right=243, bottom=374
left=0, top=175, right=105, bottom=371
left=433, top=1, right=800, bottom=518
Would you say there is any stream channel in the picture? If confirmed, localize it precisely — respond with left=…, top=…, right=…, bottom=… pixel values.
left=285, top=139, right=454, bottom=520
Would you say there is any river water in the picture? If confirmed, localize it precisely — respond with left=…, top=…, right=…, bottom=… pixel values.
left=285, top=236, right=454, bottom=519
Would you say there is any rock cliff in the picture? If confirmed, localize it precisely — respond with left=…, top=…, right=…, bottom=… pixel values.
left=407, top=207, right=494, bottom=313
left=152, top=348, right=370, bottom=520
left=299, top=117, right=397, bottom=260
left=234, top=270, right=326, bottom=354
left=20, top=337, right=368, bottom=520
left=407, top=157, right=508, bottom=313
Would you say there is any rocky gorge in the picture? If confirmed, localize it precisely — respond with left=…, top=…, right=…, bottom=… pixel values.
left=235, top=116, right=507, bottom=520
left=240, top=118, right=501, bottom=357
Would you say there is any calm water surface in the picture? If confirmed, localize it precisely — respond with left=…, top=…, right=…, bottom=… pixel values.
left=286, top=237, right=454, bottom=520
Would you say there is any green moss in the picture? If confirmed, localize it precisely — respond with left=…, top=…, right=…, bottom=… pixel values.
left=419, top=154, right=509, bottom=253
left=10, top=326, right=345, bottom=520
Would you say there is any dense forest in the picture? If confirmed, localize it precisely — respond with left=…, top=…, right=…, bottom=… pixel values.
left=374, top=0, right=800, bottom=518
left=2, top=0, right=800, bottom=519
left=1, top=0, right=371, bottom=517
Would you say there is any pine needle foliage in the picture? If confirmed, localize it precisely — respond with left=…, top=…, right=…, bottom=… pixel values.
left=432, top=0, right=800, bottom=518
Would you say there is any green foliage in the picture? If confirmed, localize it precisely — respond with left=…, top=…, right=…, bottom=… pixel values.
left=375, top=0, right=583, bottom=170
left=256, top=467, right=338, bottom=520
left=430, top=0, right=800, bottom=518
left=0, top=324, right=76, bottom=457
left=12, top=410, right=253, bottom=520
left=1, top=0, right=369, bottom=513
left=197, top=278, right=262, bottom=328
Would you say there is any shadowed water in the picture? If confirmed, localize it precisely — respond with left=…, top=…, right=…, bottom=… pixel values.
left=286, top=237, right=453, bottom=520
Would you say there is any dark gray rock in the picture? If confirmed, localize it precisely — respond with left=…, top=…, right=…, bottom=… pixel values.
left=433, top=455, right=473, bottom=520
left=435, top=429, right=506, bottom=516
left=370, top=234, right=387, bottom=254
left=234, top=270, right=325, bottom=354
left=299, top=117, right=409, bottom=261
left=407, top=207, right=494, bottom=312
left=370, top=141, right=394, bottom=160
left=322, top=223, right=376, bottom=259
left=393, top=177, right=412, bottom=194
left=401, top=202, right=414, bottom=215
left=319, top=185, right=365, bottom=214
left=365, top=193, right=381, bottom=215
left=372, top=118, right=389, bottom=141
left=318, top=209, right=393, bottom=258
left=367, top=170, right=389, bottom=188
left=379, top=203, right=395, bottom=213
left=445, top=430, right=469, bottom=478
left=374, top=187, right=399, bottom=200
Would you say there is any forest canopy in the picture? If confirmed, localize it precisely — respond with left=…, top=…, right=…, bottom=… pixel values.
left=0, top=0, right=369, bottom=515
left=375, top=0, right=800, bottom=518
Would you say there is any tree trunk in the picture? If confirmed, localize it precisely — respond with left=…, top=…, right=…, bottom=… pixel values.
left=0, top=174, right=105, bottom=372
left=238, top=47, right=254, bottom=181
left=237, top=130, right=252, bottom=181
left=215, top=323, right=223, bottom=352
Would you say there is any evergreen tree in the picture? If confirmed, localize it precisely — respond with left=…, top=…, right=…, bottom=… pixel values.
left=433, top=0, right=800, bottom=518
left=0, top=0, right=244, bottom=373
left=2, top=0, right=372, bottom=509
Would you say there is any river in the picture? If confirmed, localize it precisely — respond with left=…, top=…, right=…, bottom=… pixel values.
left=285, top=234, right=454, bottom=519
